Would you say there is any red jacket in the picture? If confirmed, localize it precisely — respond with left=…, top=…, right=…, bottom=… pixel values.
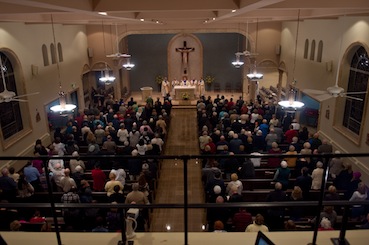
left=91, top=169, right=106, bottom=191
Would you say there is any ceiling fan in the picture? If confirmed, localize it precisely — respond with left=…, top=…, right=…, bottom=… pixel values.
left=105, top=24, right=131, bottom=59
left=303, top=85, right=366, bottom=101
left=0, top=57, right=39, bottom=103
left=235, top=50, right=259, bottom=58
left=303, top=16, right=366, bottom=102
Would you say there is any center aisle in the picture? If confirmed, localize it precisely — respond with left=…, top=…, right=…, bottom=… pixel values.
left=150, top=107, right=205, bottom=232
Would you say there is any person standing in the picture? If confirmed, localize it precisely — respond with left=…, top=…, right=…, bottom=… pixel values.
left=0, top=168, right=17, bottom=201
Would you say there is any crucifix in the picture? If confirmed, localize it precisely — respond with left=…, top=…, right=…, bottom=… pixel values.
left=176, top=41, right=195, bottom=74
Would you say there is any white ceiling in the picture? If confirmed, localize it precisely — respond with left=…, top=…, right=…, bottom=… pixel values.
left=0, top=0, right=369, bottom=27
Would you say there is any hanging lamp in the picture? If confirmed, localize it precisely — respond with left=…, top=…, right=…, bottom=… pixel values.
left=49, top=15, right=76, bottom=114
left=278, top=10, right=304, bottom=111
left=121, top=25, right=135, bottom=70
left=99, top=22, right=115, bottom=84
left=246, top=19, right=263, bottom=80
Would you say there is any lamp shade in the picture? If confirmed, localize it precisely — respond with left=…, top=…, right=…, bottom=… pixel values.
left=50, top=92, right=76, bottom=113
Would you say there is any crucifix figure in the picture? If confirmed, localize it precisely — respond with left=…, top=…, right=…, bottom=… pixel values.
left=176, top=41, right=195, bottom=68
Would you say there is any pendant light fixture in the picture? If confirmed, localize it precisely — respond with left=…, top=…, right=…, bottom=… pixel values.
left=49, top=15, right=76, bottom=114
left=121, top=25, right=135, bottom=70
left=278, top=10, right=304, bottom=111
left=232, top=23, right=244, bottom=68
left=246, top=19, right=263, bottom=80
left=99, top=21, right=116, bottom=84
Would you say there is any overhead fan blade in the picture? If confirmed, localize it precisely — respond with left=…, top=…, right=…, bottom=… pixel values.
left=13, top=92, right=40, bottom=99
left=342, top=91, right=367, bottom=95
left=106, top=53, right=131, bottom=58
left=343, top=95, right=363, bottom=101
left=302, top=89, right=327, bottom=95
left=11, top=99, right=28, bottom=102
left=315, top=93, right=333, bottom=101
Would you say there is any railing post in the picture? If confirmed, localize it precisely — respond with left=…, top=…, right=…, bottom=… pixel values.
left=183, top=157, right=189, bottom=245
left=331, top=205, right=350, bottom=245
left=118, top=207, right=127, bottom=245
left=309, top=155, right=330, bottom=245
left=43, top=159, right=62, bottom=245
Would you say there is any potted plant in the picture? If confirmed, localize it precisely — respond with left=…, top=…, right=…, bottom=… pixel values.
left=155, top=75, right=164, bottom=91
left=204, top=75, right=215, bottom=89
left=182, top=92, right=190, bottom=100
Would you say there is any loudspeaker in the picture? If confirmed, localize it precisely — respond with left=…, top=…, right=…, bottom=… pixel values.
left=31, top=64, right=38, bottom=76
left=326, top=60, right=333, bottom=72
left=275, top=45, right=281, bottom=55
left=87, top=47, right=94, bottom=58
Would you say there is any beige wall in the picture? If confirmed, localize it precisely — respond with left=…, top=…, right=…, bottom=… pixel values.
left=280, top=16, right=369, bottom=182
left=0, top=22, right=88, bottom=169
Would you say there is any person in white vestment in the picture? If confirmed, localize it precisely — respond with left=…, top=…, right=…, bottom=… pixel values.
left=161, top=77, right=169, bottom=97
left=199, top=78, right=205, bottom=96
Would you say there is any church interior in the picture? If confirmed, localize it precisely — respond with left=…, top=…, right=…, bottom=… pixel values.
left=1, top=1, right=369, bottom=244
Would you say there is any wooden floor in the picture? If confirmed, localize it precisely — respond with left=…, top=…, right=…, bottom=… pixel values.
left=130, top=89, right=243, bottom=232
left=150, top=108, right=205, bottom=232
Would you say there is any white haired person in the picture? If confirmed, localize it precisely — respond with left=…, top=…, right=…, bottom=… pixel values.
left=273, top=161, right=291, bottom=190
left=318, top=217, right=334, bottom=231
left=311, top=161, right=324, bottom=190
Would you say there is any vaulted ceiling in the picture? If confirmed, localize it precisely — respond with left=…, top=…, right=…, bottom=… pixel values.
left=0, top=0, right=369, bottom=27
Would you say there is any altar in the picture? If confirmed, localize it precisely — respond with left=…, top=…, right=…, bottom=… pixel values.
left=174, top=85, right=196, bottom=100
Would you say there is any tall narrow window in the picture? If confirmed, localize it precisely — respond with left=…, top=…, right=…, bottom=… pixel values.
left=317, top=40, right=323, bottom=62
left=50, top=43, right=57, bottom=64
left=42, top=44, right=49, bottom=66
left=304, top=39, right=309, bottom=59
left=57, top=42, right=63, bottom=62
left=342, top=46, right=368, bottom=135
left=310, top=40, right=316, bottom=61
left=0, top=52, right=23, bottom=140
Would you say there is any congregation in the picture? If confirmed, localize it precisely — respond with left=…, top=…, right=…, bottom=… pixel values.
left=1, top=91, right=369, bottom=234
left=197, top=94, right=369, bottom=232
left=0, top=94, right=171, bottom=232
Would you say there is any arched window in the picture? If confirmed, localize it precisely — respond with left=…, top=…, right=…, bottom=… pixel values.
left=317, top=40, right=323, bottom=62
left=50, top=43, right=57, bottom=64
left=304, top=39, right=309, bottom=59
left=342, top=46, right=368, bottom=135
left=57, top=42, right=63, bottom=62
left=42, top=44, right=49, bottom=66
left=310, top=40, right=316, bottom=61
left=0, top=52, right=24, bottom=140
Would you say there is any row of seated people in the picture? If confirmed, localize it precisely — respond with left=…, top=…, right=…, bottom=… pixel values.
left=205, top=177, right=369, bottom=232
left=0, top=96, right=174, bottom=231
left=202, top=155, right=369, bottom=230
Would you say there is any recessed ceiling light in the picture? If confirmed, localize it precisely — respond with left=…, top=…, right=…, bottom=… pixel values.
left=212, top=17, right=216, bottom=20
left=98, top=12, right=107, bottom=16
left=140, top=18, right=144, bottom=21
left=166, top=225, right=171, bottom=231
left=232, top=9, right=236, bottom=13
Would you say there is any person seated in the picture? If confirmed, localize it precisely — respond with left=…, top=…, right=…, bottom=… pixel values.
left=266, top=182, right=287, bottom=230
left=207, top=196, right=230, bottom=232
left=213, top=220, right=227, bottom=232
left=309, top=206, right=337, bottom=228
left=232, top=208, right=252, bottom=232
left=245, top=214, right=269, bottom=232
left=226, top=173, right=243, bottom=196
left=284, top=220, right=297, bottom=230
left=360, top=213, right=369, bottom=229
left=318, top=217, right=334, bottom=231
left=105, top=172, right=123, bottom=197
left=92, top=216, right=108, bottom=232
left=349, top=182, right=367, bottom=219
